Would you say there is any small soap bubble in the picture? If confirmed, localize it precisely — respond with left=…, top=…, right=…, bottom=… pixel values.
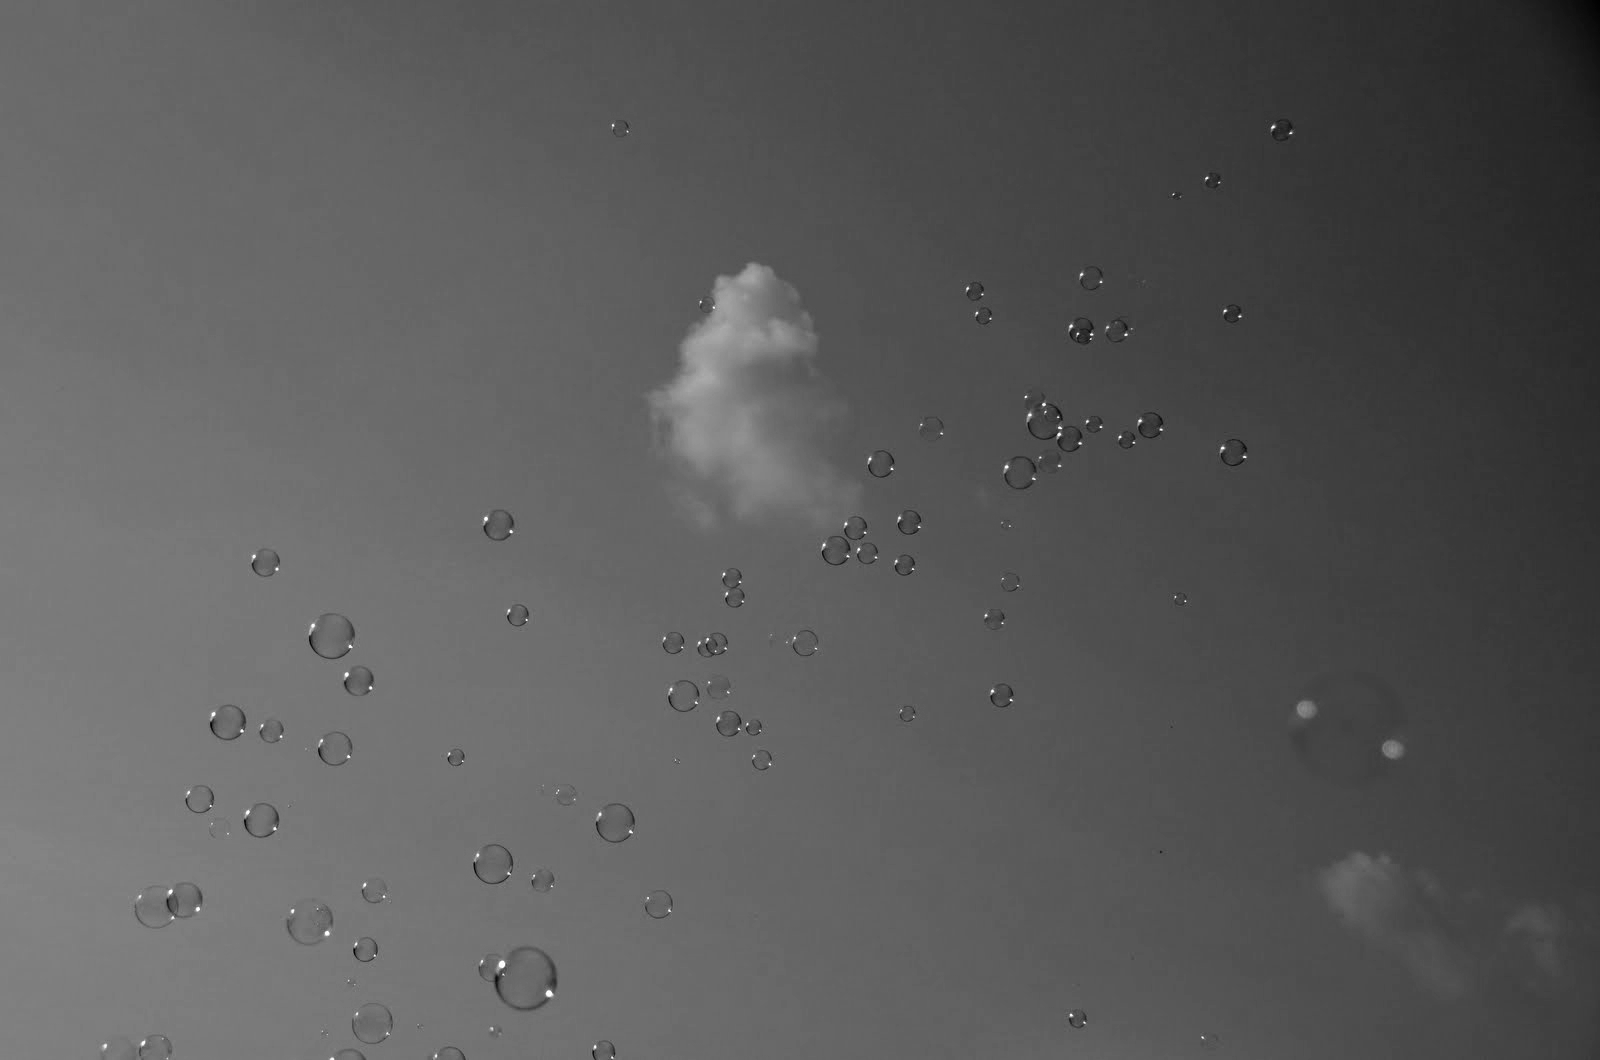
left=695, top=638, right=713, bottom=656
left=983, top=608, right=1006, bottom=631
left=1057, top=425, right=1083, bottom=452
left=554, top=784, right=579, bottom=806
left=351, top=1002, right=392, bottom=1045
left=334, top=1050, right=366, bottom=1060
left=479, top=953, right=503, bottom=981
left=1219, top=438, right=1249, bottom=466
left=353, top=936, right=379, bottom=962
left=489, top=1026, right=503, bottom=1039
left=721, top=586, right=745, bottom=608
left=999, top=517, right=1013, bottom=528
left=482, top=508, right=515, bottom=541
left=752, top=749, right=774, bottom=770
left=855, top=541, right=879, bottom=564
left=167, top=881, right=203, bottom=918
left=102, top=1037, right=137, bottom=1060
left=361, top=877, right=388, bottom=903
left=1003, top=457, right=1037, bottom=490
left=1078, top=266, right=1104, bottom=291
left=644, top=890, right=675, bottom=918
left=346, top=978, right=356, bottom=987
left=1084, top=416, right=1103, bottom=433
left=899, top=705, right=917, bottom=722
left=308, top=613, right=356, bottom=659
left=744, top=718, right=764, bottom=736
left=137, top=1036, right=173, bottom=1060
left=209, top=704, right=245, bottom=740
left=1105, top=317, right=1131, bottom=342
left=1270, top=118, right=1294, bottom=141
left=531, top=868, right=556, bottom=892
left=446, top=747, right=466, bottom=766
left=1171, top=190, right=1183, bottom=199
left=896, top=509, right=922, bottom=534
left=507, top=603, right=530, bottom=627
left=989, top=683, right=1014, bottom=708
left=286, top=900, right=333, bottom=944
left=716, top=709, right=743, bottom=735
left=1026, top=402, right=1064, bottom=439
left=821, top=535, right=851, bottom=565
left=243, top=802, right=279, bottom=837
left=259, top=717, right=284, bottom=743
left=494, top=946, right=558, bottom=1010
left=707, top=674, right=732, bottom=699
left=474, top=844, right=514, bottom=884
left=662, top=631, right=685, bottom=654
left=1199, top=1032, right=1222, bottom=1050
left=792, top=629, right=820, bottom=657
left=867, top=450, right=896, bottom=478
left=1204, top=171, right=1222, bottom=188
left=1289, top=672, right=1407, bottom=785
left=185, top=785, right=214, bottom=813
left=919, top=415, right=945, bottom=440
left=596, top=803, right=637, bottom=843
left=1174, top=592, right=1188, bottom=606
left=894, top=554, right=916, bottom=575
left=1067, top=1009, right=1088, bottom=1029
left=611, top=119, right=630, bottom=137
left=668, top=679, right=700, bottom=712
left=721, top=567, right=743, bottom=588
left=343, top=665, right=374, bottom=696
left=593, top=1041, right=618, bottom=1060
left=846, top=516, right=871, bottom=542
left=964, top=281, right=985, bottom=301
left=433, top=1050, right=465, bottom=1060
left=1222, top=303, right=1243, bottom=323
left=1037, top=450, right=1062, bottom=474
left=250, top=548, right=280, bottom=577
left=135, top=885, right=174, bottom=928
left=1000, top=571, right=1021, bottom=592
left=1137, top=412, right=1164, bottom=439
left=317, top=731, right=353, bottom=766
left=207, top=817, right=230, bottom=838
left=1116, top=430, right=1136, bottom=449
left=1067, top=317, right=1095, bottom=345
left=698, top=295, right=715, bottom=314
left=974, top=306, right=993, bottom=325
left=1022, top=387, right=1048, bottom=409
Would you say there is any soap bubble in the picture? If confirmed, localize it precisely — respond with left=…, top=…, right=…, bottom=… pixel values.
left=1116, top=430, right=1136, bottom=449
left=482, top=508, right=515, bottom=541
left=593, top=1041, right=617, bottom=1060
left=1199, top=1032, right=1222, bottom=1050
left=1204, top=171, right=1222, bottom=188
left=919, top=416, right=945, bottom=440
left=1067, top=317, right=1095, bottom=345
left=1269, top=118, right=1294, bottom=141
left=644, top=890, right=674, bottom=918
left=308, top=613, right=356, bottom=659
left=531, top=868, right=556, bottom=893
left=1219, top=438, right=1249, bottom=466
left=1174, top=592, right=1188, bottom=606
left=434, top=1050, right=465, bottom=1060
left=662, top=631, right=685, bottom=654
left=554, top=784, right=578, bottom=806
left=1222, top=303, right=1243, bottom=323
left=185, top=785, right=214, bottom=813
left=1003, top=457, right=1037, bottom=490
left=1137, top=412, right=1164, bottom=439
left=792, top=629, right=820, bottom=657
left=317, top=731, right=353, bottom=766
left=706, top=674, right=732, bottom=699
left=1026, top=402, right=1064, bottom=439
left=721, top=567, right=743, bottom=588
left=494, top=946, right=558, bottom=1010
left=334, top=1051, right=366, bottom=1060
left=611, top=119, right=630, bottom=137
left=668, top=679, right=700, bottom=712
left=1037, top=451, right=1062, bottom=474
left=821, top=536, right=851, bottom=565
left=1067, top=1009, right=1088, bottom=1029
left=478, top=953, right=502, bottom=982
left=1084, top=416, right=1103, bottom=433
left=896, top=509, right=922, bottom=534
left=752, top=749, right=774, bottom=770
left=844, top=516, right=869, bottom=540
left=102, top=1038, right=137, bottom=1060
left=250, top=548, right=280, bottom=577
left=974, top=306, right=993, bottom=325
left=208, top=818, right=230, bottom=838
left=259, top=718, right=284, bottom=743
left=343, top=665, right=374, bottom=696
left=137, top=1036, right=173, bottom=1060
left=716, top=710, right=743, bottom=736
left=724, top=587, right=745, bottom=608
left=595, top=803, right=636, bottom=843
left=167, top=881, right=203, bottom=918
left=1057, top=425, right=1083, bottom=453
left=894, top=554, right=916, bottom=576
left=361, top=877, right=388, bottom=903
left=446, top=747, right=465, bottom=766
left=899, top=705, right=917, bottom=722
left=474, top=843, right=514, bottom=884
left=1105, top=317, right=1131, bottom=342
left=989, top=683, right=1014, bottom=708
left=507, top=604, right=530, bottom=627
left=964, top=281, right=985, bottom=301
left=135, top=885, right=174, bottom=928
left=743, top=718, right=763, bottom=736
left=867, top=450, right=896, bottom=478
left=353, top=936, right=379, bottom=962
left=209, top=704, right=245, bottom=740
left=243, top=802, right=279, bottom=837
left=287, top=900, right=333, bottom=944
left=1078, top=266, right=1103, bottom=291
left=855, top=541, right=879, bottom=564
left=1000, top=571, right=1021, bottom=592
left=698, top=295, right=715, bottom=314
left=982, top=609, right=1005, bottom=631
left=351, top=1002, right=392, bottom=1045
left=1288, top=672, right=1407, bottom=785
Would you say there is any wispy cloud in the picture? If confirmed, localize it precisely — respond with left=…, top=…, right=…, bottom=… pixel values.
left=647, top=263, right=860, bottom=531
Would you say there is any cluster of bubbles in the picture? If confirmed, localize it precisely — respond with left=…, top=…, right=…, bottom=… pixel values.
left=822, top=511, right=916, bottom=574
left=99, top=1036, right=172, bottom=1060
left=721, top=567, right=745, bottom=607
left=133, top=882, right=203, bottom=928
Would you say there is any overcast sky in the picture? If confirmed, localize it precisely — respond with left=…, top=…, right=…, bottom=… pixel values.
left=2, top=2, right=1599, bottom=1058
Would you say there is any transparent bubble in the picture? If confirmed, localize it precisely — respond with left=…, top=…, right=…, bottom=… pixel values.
left=259, top=717, right=284, bottom=743
left=1137, top=412, right=1164, bottom=439
left=1022, top=387, right=1047, bottom=410
left=495, top=946, right=558, bottom=1010
left=1269, top=118, right=1294, bottom=141
left=696, top=638, right=713, bottom=657
left=893, top=554, right=916, bottom=576
left=1288, top=672, right=1407, bottom=785
left=1078, top=266, right=1103, bottom=291
left=352, top=1002, right=393, bottom=1045
left=1003, top=457, right=1037, bottom=490
left=554, top=784, right=578, bottom=806
left=1382, top=737, right=1406, bottom=760
left=843, top=515, right=868, bottom=540
left=1067, top=1009, right=1088, bottom=1029
left=855, top=541, right=879, bottom=564
left=896, top=509, right=922, bottom=534
left=706, top=674, right=732, bottom=700
left=208, top=817, right=230, bottom=839
left=1057, top=425, right=1083, bottom=453
left=866, top=450, right=895, bottom=478
left=1171, top=190, right=1183, bottom=199
left=724, top=586, right=745, bottom=608
left=1037, top=451, right=1062, bottom=474
left=668, top=679, right=700, bottom=712
left=983, top=608, right=1006, bottom=631
left=347, top=978, right=356, bottom=987
left=989, top=683, right=1014, bottom=708
left=1000, top=571, right=1021, bottom=592
left=1067, top=317, right=1095, bottom=345
left=507, top=603, right=530, bottom=627
left=752, top=749, right=774, bottom=770
left=611, top=119, right=630, bottom=137
left=209, top=704, right=245, bottom=740
left=1105, top=317, right=1131, bottom=342
left=899, top=705, right=917, bottom=722
left=1199, top=1032, right=1222, bottom=1050
left=479, top=953, right=502, bottom=981
left=919, top=415, right=945, bottom=440
left=446, top=747, right=466, bottom=766
left=1203, top=171, right=1222, bottom=189
left=1026, top=402, right=1064, bottom=439
left=644, top=890, right=675, bottom=918
left=698, top=295, right=715, bottom=314
left=964, top=281, right=985, bottom=301
left=1116, top=430, right=1136, bottom=449
left=433, top=1050, right=466, bottom=1060
left=353, top=936, right=379, bottom=962
left=362, top=877, right=388, bottom=903
left=318, top=731, right=353, bottom=766
left=489, top=1026, right=503, bottom=1038
left=137, top=1036, right=173, bottom=1060
left=286, top=900, right=333, bottom=944
left=135, top=885, right=174, bottom=928
left=309, top=613, right=356, bottom=660
left=482, top=508, right=515, bottom=541
left=343, top=665, right=374, bottom=696
left=185, top=785, right=214, bottom=813
left=1222, top=303, right=1243, bottom=323
left=974, top=306, right=993, bottom=325
left=744, top=718, right=763, bottom=736
left=820, top=535, right=851, bottom=565
left=243, top=802, right=279, bottom=837
left=101, top=1038, right=138, bottom=1060
left=250, top=548, right=280, bottom=577
left=662, top=631, right=685, bottom=654
left=1174, top=592, right=1188, bottom=606
left=1000, top=517, right=1014, bottom=529
left=334, top=1050, right=366, bottom=1060
left=1084, top=416, right=1103, bottom=433
left=474, top=843, right=514, bottom=884
left=595, top=803, right=637, bottom=843
left=1219, top=438, right=1249, bottom=466
left=167, top=881, right=203, bottom=918
left=792, top=629, right=820, bottom=657
left=531, top=868, right=556, bottom=893
left=715, top=709, right=743, bottom=736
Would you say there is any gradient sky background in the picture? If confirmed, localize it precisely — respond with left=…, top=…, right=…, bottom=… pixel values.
left=3, top=2, right=1599, bottom=1058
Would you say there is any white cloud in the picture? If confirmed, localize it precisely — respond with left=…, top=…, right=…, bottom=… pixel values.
left=648, top=263, right=861, bottom=531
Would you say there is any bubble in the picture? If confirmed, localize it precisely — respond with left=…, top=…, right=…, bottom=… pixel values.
left=1067, top=317, right=1095, bottom=345
left=353, top=936, right=379, bottom=962
left=698, top=295, right=715, bottom=314
left=706, top=674, right=732, bottom=700
left=1382, top=738, right=1406, bottom=760
left=489, top=1026, right=503, bottom=1038
left=1000, top=571, right=1021, bottom=592
left=792, top=629, right=819, bottom=657
left=899, top=705, right=917, bottom=722
left=668, top=679, right=700, bottom=712
left=820, top=535, right=851, bottom=565
left=243, top=802, right=279, bottom=837
left=1026, top=402, right=1064, bottom=440
left=1219, top=438, right=1249, bottom=466
left=507, top=603, right=530, bottom=627
left=1174, top=592, right=1188, bottom=606
left=1057, top=425, right=1083, bottom=453
left=1171, top=190, right=1183, bottom=199
left=1116, top=430, right=1136, bottom=449
left=334, top=1051, right=366, bottom=1060
left=611, top=118, right=630, bottom=137
left=1084, top=416, right=1103, bottom=433
left=1105, top=317, right=1131, bottom=342
left=361, top=877, right=388, bottom=903
left=595, top=803, right=636, bottom=843
left=1203, top=170, right=1223, bottom=188
left=989, top=683, right=1014, bottom=708
left=102, top=1037, right=137, bottom=1060
left=167, top=881, right=203, bottom=919
left=352, top=1002, right=393, bottom=1045
left=285, top=900, right=333, bottom=944
left=434, top=1050, right=466, bottom=1060
left=318, top=731, right=353, bottom=766
left=259, top=717, right=284, bottom=743
left=752, top=749, right=774, bottom=770
left=494, top=946, right=558, bottom=1010
left=711, top=631, right=729, bottom=651
left=554, top=784, right=578, bottom=806
left=1199, top=1032, right=1222, bottom=1050
left=1288, top=672, right=1407, bottom=785
left=531, top=868, right=556, bottom=893
left=724, top=587, right=745, bottom=608
left=1078, top=266, right=1103, bottom=291
left=919, top=415, right=945, bottom=440
left=135, top=885, right=174, bottom=928
left=479, top=953, right=502, bottom=981
left=696, top=638, right=714, bottom=656
left=1222, top=303, right=1243, bottom=323
left=964, top=281, right=985, bottom=301
left=309, top=613, right=356, bottom=659
left=662, top=631, right=685, bottom=654
left=446, top=747, right=466, bottom=766
left=1037, top=450, right=1062, bottom=474
left=866, top=450, right=896, bottom=478
left=185, top=785, right=214, bottom=813
left=893, top=554, right=916, bottom=576
left=343, top=665, right=374, bottom=696
left=644, top=890, right=675, bottom=918
left=250, top=548, right=280, bottom=577
left=843, top=515, right=868, bottom=540
left=137, top=1036, right=173, bottom=1060
left=347, top=978, right=356, bottom=987
left=1003, top=457, right=1037, bottom=490
left=474, top=843, right=514, bottom=884
left=208, top=817, right=230, bottom=839
left=896, top=509, right=922, bottom=534
left=1269, top=118, right=1294, bottom=141
left=1135, top=412, right=1164, bottom=439
left=974, top=306, right=993, bottom=325
left=1067, top=1009, right=1088, bottom=1029
left=209, top=704, right=245, bottom=740
left=714, top=709, right=744, bottom=736
left=482, top=508, right=515, bottom=541
left=744, top=718, right=764, bottom=736
left=982, top=608, right=1005, bottom=631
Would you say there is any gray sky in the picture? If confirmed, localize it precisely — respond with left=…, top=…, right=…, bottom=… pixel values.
left=3, top=2, right=1599, bottom=1058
